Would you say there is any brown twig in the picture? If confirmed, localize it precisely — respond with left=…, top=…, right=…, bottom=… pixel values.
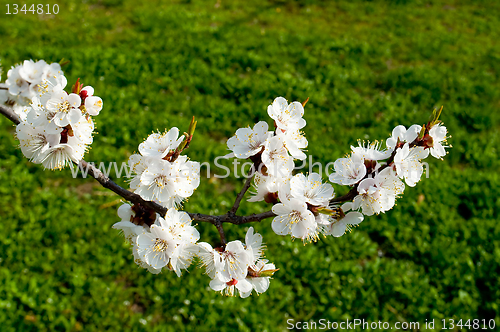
left=0, top=104, right=21, bottom=125
left=78, top=160, right=169, bottom=215
left=213, top=219, right=226, bottom=245
left=329, top=186, right=359, bottom=206
left=169, top=134, right=192, bottom=163
left=170, top=116, right=196, bottom=163
left=188, top=210, right=275, bottom=225
left=229, top=167, right=255, bottom=215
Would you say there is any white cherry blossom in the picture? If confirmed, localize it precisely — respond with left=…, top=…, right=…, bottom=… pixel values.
left=209, top=276, right=253, bottom=297
left=39, top=136, right=87, bottom=170
left=5, top=65, right=29, bottom=96
left=290, top=173, right=334, bottom=206
left=138, top=128, right=184, bottom=159
left=16, top=122, right=60, bottom=163
left=84, top=96, right=103, bottom=116
left=247, top=172, right=288, bottom=203
left=386, top=124, right=422, bottom=151
left=112, top=203, right=145, bottom=244
left=170, top=242, right=200, bottom=277
left=45, top=88, right=81, bottom=127
left=227, top=121, right=273, bottom=159
left=353, top=168, right=405, bottom=216
left=128, top=153, right=153, bottom=190
left=271, top=198, right=318, bottom=242
left=351, top=140, right=390, bottom=161
left=220, top=240, right=252, bottom=281
left=393, top=143, right=429, bottom=187
left=240, top=260, right=277, bottom=298
left=134, top=208, right=199, bottom=275
left=278, top=129, right=307, bottom=160
left=170, top=155, right=201, bottom=199
left=80, top=86, right=94, bottom=97
left=36, top=74, right=68, bottom=106
left=41, top=62, right=63, bottom=81
left=132, top=246, right=162, bottom=275
left=78, top=86, right=103, bottom=116
left=197, top=242, right=228, bottom=282
left=19, top=59, right=48, bottom=83
left=135, top=156, right=200, bottom=208
left=25, top=98, right=62, bottom=134
left=136, top=159, right=175, bottom=202
left=329, top=152, right=367, bottom=186
left=262, top=135, right=294, bottom=177
left=69, top=111, right=94, bottom=145
left=6, top=60, right=65, bottom=100
left=428, top=123, right=448, bottom=159
left=244, top=227, right=264, bottom=266
left=198, top=239, right=252, bottom=282
left=320, top=202, right=364, bottom=237
left=267, top=97, right=306, bottom=131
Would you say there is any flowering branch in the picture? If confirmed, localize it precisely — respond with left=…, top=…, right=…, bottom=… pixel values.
left=2, top=59, right=450, bottom=298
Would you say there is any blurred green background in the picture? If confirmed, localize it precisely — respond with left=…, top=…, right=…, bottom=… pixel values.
left=1, top=0, right=499, bottom=331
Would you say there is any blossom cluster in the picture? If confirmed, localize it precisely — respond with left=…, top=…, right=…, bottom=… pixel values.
left=198, top=227, right=276, bottom=298
left=1, top=59, right=64, bottom=121
left=127, top=122, right=201, bottom=209
left=331, top=122, right=448, bottom=217
left=226, top=97, right=449, bottom=243
left=114, top=204, right=276, bottom=298
left=117, top=117, right=277, bottom=297
left=2, top=59, right=103, bottom=169
left=114, top=204, right=201, bottom=276
left=225, top=97, right=361, bottom=242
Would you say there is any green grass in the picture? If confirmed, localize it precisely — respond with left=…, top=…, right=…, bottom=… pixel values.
left=1, top=0, right=500, bottom=331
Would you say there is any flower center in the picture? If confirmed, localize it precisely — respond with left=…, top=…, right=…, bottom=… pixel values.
left=223, top=251, right=245, bottom=276
left=248, top=134, right=261, bottom=150
left=155, top=175, right=168, bottom=189
left=289, top=211, right=302, bottom=224
left=57, top=100, right=71, bottom=113
left=153, top=238, right=168, bottom=253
